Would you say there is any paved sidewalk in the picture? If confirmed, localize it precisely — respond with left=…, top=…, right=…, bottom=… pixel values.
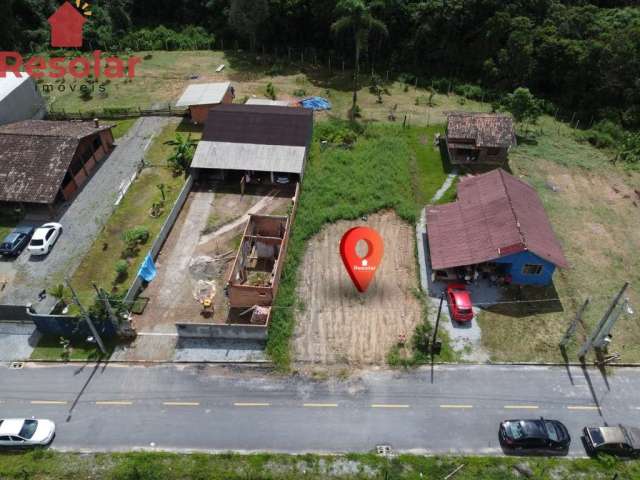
left=0, top=117, right=176, bottom=308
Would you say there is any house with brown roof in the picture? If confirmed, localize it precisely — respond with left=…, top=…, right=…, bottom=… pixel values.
left=191, top=104, right=313, bottom=183
left=426, top=169, right=568, bottom=286
left=445, top=112, right=516, bottom=165
left=0, top=120, right=114, bottom=207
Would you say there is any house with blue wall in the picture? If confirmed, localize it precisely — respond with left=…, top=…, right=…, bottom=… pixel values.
left=426, top=169, right=569, bottom=286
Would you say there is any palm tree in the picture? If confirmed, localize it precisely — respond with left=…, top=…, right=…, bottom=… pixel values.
left=331, top=0, right=388, bottom=120
left=164, top=133, right=196, bottom=176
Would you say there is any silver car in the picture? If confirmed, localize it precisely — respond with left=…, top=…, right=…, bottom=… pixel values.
left=0, top=418, right=56, bottom=447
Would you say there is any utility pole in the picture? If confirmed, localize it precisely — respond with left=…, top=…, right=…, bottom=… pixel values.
left=431, top=292, right=444, bottom=356
left=578, top=283, right=629, bottom=361
left=92, top=283, right=118, bottom=327
left=66, top=279, right=107, bottom=355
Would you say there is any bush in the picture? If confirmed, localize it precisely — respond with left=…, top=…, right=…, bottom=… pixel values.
left=454, top=83, right=484, bottom=101
left=122, top=227, right=150, bottom=246
left=114, top=260, right=129, bottom=282
left=618, top=132, right=640, bottom=167
left=576, top=120, right=622, bottom=149
left=315, top=119, right=362, bottom=145
left=266, top=64, right=285, bottom=76
left=265, top=82, right=277, bottom=100
left=293, top=88, right=306, bottom=97
left=431, top=78, right=450, bottom=94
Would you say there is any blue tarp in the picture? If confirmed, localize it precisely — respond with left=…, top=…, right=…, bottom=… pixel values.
left=300, top=96, right=331, bottom=111
left=138, top=252, right=157, bottom=282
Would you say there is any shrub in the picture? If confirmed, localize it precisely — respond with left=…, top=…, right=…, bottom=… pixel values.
left=576, top=120, right=622, bottom=149
left=266, top=64, right=284, bottom=76
left=431, top=78, right=450, bottom=94
left=454, top=83, right=484, bottom=101
left=120, top=25, right=214, bottom=51
left=315, top=119, right=362, bottom=145
left=618, top=132, right=640, bottom=167
left=114, top=260, right=129, bottom=282
left=293, top=88, right=306, bottom=97
left=265, top=82, right=277, bottom=100
left=122, top=227, right=150, bottom=246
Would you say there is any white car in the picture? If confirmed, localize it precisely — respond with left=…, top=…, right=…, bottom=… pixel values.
left=27, top=223, right=62, bottom=255
left=0, top=418, right=56, bottom=447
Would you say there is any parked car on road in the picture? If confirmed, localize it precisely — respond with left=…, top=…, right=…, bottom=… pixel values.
left=583, top=425, right=640, bottom=457
left=499, top=418, right=571, bottom=452
left=27, top=223, right=62, bottom=256
left=0, top=418, right=55, bottom=447
left=0, top=226, right=34, bottom=257
left=445, top=283, right=474, bottom=322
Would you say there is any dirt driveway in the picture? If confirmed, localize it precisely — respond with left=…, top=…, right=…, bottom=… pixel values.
left=294, top=211, right=422, bottom=365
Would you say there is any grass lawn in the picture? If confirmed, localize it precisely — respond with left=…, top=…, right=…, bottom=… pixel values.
left=109, top=117, right=139, bottom=139
left=69, top=120, right=201, bottom=305
left=267, top=121, right=451, bottom=368
left=0, top=451, right=637, bottom=479
left=30, top=335, right=116, bottom=361
left=476, top=116, right=640, bottom=362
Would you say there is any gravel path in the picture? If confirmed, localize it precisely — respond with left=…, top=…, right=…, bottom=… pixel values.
left=0, top=116, right=176, bottom=310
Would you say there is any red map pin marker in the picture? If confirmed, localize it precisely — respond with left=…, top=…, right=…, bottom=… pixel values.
left=340, top=227, right=384, bottom=293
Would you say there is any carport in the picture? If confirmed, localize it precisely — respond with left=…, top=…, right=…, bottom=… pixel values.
left=190, top=104, right=313, bottom=184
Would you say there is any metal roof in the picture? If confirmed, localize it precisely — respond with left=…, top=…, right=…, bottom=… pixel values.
left=245, top=98, right=291, bottom=107
left=175, top=82, right=231, bottom=107
left=192, top=141, right=306, bottom=174
left=0, top=120, right=113, bottom=204
left=426, top=169, right=569, bottom=270
left=202, top=104, right=313, bottom=147
left=0, top=73, right=31, bottom=103
left=447, top=112, right=516, bottom=148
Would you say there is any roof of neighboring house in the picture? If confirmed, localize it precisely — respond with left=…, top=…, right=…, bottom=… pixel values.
left=175, top=82, right=232, bottom=107
left=0, top=73, right=32, bottom=103
left=426, top=169, right=568, bottom=270
left=245, top=98, right=291, bottom=107
left=446, top=112, right=516, bottom=148
left=202, top=104, right=313, bottom=147
left=0, top=120, right=113, bottom=204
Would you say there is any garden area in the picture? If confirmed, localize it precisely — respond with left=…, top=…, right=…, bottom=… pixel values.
left=68, top=120, right=200, bottom=307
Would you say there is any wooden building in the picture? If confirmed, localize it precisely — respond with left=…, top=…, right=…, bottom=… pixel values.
left=445, top=113, right=516, bottom=165
left=0, top=120, right=114, bottom=207
left=175, top=82, right=235, bottom=123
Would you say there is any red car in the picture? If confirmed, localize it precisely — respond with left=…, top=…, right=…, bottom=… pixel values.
left=446, top=284, right=474, bottom=322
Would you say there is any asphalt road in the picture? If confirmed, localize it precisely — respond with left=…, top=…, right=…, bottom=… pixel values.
left=1, top=363, right=639, bottom=456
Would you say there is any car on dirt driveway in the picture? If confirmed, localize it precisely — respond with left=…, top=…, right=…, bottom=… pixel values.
left=445, top=283, right=474, bottom=322
left=0, top=226, right=34, bottom=257
left=27, top=223, right=63, bottom=256
left=499, top=418, right=571, bottom=453
left=583, top=425, right=640, bottom=457
left=0, top=418, right=56, bottom=448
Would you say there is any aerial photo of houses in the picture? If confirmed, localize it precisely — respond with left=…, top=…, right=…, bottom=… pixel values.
left=0, top=1, right=639, bottom=478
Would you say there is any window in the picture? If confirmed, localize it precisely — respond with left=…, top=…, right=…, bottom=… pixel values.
left=0, top=436, right=11, bottom=442
left=18, top=420, right=38, bottom=439
left=522, top=264, right=543, bottom=275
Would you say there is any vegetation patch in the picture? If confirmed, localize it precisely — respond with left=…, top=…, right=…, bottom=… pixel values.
left=0, top=451, right=638, bottom=480
left=267, top=120, right=449, bottom=369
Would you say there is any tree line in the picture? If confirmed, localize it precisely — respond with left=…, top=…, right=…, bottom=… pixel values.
left=2, top=0, right=640, bottom=129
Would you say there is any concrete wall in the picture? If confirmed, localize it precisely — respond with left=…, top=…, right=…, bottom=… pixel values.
left=494, top=251, right=556, bottom=285
left=176, top=322, right=267, bottom=341
left=123, top=175, right=194, bottom=306
left=0, top=305, right=32, bottom=322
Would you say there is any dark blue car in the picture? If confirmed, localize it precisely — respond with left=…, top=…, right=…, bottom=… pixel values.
left=0, top=226, right=35, bottom=257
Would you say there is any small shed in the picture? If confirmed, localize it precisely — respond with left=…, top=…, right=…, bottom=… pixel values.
left=426, top=169, right=568, bottom=286
left=175, top=82, right=235, bottom=123
left=0, top=120, right=114, bottom=207
left=0, top=73, right=46, bottom=126
left=445, top=112, right=516, bottom=165
left=191, top=104, right=313, bottom=183
left=245, top=98, right=291, bottom=107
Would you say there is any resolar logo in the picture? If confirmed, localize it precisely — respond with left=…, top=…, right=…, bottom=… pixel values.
left=0, top=1, right=142, bottom=80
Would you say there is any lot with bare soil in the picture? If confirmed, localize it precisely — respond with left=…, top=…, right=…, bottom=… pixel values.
left=294, top=211, right=422, bottom=365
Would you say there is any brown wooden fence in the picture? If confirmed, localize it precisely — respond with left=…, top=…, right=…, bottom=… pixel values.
left=47, top=106, right=188, bottom=121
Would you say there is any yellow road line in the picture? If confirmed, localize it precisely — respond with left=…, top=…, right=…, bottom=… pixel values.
left=163, top=401, right=200, bottom=407
left=30, top=400, right=68, bottom=405
left=371, top=404, right=410, bottom=409
left=234, top=402, right=271, bottom=407
left=567, top=405, right=599, bottom=411
left=440, top=404, right=473, bottom=409
left=96, top=401, right=133, bottom=406
left=504, top=405, right=539, bottom=410
left=303, top=403, right=338, bottom=408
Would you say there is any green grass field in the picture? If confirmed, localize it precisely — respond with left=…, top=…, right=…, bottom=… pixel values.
left=30, top=335, right=116, bottom=361
left=0, top=450, right=637, bottom=480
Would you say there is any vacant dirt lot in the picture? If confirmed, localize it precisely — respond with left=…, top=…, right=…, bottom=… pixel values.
left=294, top=211, right=422, bottom=365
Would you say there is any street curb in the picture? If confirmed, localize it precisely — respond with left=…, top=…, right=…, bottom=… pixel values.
left=12, top=359, right=274, bottom=367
